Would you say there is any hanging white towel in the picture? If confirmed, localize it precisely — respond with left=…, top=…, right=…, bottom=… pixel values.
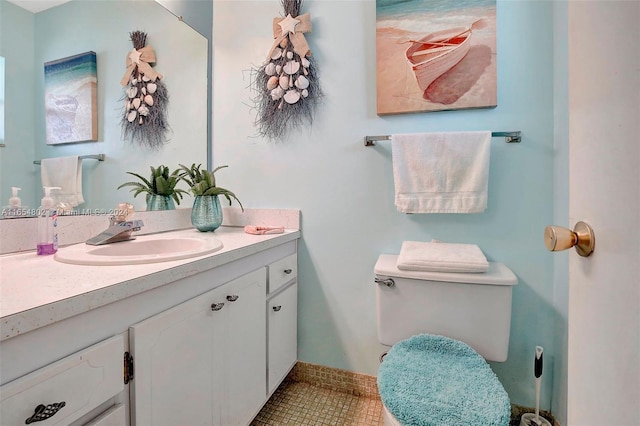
left=392, top=131, right=491, bottom=213
left=397, top=240, right=489, bottom=273
left=41, top=156, right=84, bottom=208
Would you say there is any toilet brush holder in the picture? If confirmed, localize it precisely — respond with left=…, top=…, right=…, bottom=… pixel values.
left=520, top=412, right=552, bottom=426
left=520, top=346, right=552, bottom=426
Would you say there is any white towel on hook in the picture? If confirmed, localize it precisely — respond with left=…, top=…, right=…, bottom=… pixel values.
left=391, top=131, right=491, bottom=213
left=397, top=240, right=489, bottom=273
left=41, top=156, right=84, bottom=208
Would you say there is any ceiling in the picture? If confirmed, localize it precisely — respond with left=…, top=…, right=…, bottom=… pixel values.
left=6, top=0, right=71, bottom=13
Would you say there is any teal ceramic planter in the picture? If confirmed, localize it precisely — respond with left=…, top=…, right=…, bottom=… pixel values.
left=191, top=195, right=223, bottom=232
left=146, top=194, right=176, bottom=211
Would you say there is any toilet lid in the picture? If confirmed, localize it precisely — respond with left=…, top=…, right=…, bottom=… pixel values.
left=377, top=334, right=511, bottom=426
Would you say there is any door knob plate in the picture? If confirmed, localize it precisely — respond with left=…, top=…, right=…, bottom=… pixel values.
left=573, top=221, right=595, bottom=257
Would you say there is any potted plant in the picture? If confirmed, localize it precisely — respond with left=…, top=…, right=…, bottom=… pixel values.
left=179, top=163, right=243, bottom=232
left=117, top=165, right=188, bottom=211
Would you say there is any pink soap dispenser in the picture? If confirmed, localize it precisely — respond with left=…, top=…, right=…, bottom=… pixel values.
left=36, top=186, right=60, bottom=255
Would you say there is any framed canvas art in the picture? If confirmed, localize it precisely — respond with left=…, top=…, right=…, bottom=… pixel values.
left=376, top=0, right=496, bottom=115
left=44, top=51, right=98, bottom=144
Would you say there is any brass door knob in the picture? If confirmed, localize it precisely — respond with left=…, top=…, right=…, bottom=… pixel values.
left=544, top=221, right=595, bottom=257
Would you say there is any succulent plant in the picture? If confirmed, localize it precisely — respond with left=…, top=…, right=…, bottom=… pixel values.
left=117, top=165, right=188, bottom=205
left=178, top=163, right=243, bottom=210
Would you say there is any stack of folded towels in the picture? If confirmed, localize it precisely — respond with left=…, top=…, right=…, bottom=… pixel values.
left=396, top=240, right=489, bottom=273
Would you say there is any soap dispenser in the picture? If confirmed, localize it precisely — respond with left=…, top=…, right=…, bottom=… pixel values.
left=37, top=186, right=61, bottom=255
left=9, top=187, right=22, bottom=208
left=2, top=187, right=26, bottom=218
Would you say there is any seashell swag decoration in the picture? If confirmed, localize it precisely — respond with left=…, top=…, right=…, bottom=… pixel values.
left=252, top=0, right=322, bottom=140
left=120, top=31, right=169, bottom=149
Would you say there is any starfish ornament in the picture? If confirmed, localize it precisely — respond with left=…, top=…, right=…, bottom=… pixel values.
left=128, top=48, right=142, bottom=65
left=278, top=14, right=300, bottom=35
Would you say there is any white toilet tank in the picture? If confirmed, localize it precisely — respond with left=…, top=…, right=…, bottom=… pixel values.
left=375, top=254, right=518, bottom=362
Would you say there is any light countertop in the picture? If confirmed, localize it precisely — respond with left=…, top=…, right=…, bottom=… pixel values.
left=0, top=227, right=300, bottom=341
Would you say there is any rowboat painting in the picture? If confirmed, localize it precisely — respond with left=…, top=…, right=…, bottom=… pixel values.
left=44, top=51, right=98, bottom=144
left=405, top=25, right=474, bottom=91
left=376, top=0, right=496, bottom=115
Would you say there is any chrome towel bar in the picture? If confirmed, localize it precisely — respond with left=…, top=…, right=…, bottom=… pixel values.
left=364, top=131, right=521, bottom=146
left=34, top=154, right=105, bottom=165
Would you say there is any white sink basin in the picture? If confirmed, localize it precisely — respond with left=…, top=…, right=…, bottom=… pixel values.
left=54, top=234, right=223, bottom=265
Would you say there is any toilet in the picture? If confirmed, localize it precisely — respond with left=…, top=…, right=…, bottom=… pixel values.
left=374, top=254, right=518, bottom=426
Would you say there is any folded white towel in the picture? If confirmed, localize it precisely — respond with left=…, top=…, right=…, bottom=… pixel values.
left=40, top=156, right=84, bottom=208
left=396, top=240, right=489, bottom=273
left=391, top=131, right=491, bottom=213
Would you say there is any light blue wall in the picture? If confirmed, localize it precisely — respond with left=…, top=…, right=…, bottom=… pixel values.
left=0, top=0, right=37, bottom=209
left=214, top=0, right=559, bottom=410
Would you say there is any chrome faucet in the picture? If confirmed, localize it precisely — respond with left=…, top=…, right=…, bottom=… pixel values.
left=86, top=203, right=144, bottom=246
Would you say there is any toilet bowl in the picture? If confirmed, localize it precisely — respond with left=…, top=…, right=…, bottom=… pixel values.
left=374, top=254, right=518, bottom=426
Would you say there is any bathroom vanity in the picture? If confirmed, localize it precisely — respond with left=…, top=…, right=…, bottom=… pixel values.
left=0, top=225, right=300, bottom=425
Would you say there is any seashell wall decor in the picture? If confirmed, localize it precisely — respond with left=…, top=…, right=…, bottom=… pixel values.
left=120, top=30, right=169, bottom=149
left=251, top=0, right=322, bottom=141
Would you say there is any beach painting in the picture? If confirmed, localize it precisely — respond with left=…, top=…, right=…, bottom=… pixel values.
left=44, top=51, right=98, bottom=144
left=376, top=0, right=497, bottom=115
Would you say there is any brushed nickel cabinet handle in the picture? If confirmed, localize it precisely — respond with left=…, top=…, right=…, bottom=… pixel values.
left=226, top=295, right=239, bottom=302
left=284, top=269, right=293, bottom=274
left=272, top=305, right=282, bottom=312
left=211, top=302, right=225, bottom=311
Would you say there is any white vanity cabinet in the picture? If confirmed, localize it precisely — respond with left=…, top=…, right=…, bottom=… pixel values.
left=129, top=268, right=267, bottom=426
left=1, top=230, right=299, bottom=426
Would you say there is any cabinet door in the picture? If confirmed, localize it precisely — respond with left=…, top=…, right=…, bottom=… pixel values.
left=268, top=283, right=298, bottom=395
left=130, top=268, right=267, bottom=426
left=129, top=289, right=219, bottom=426
left=213, top=268, right=267, bottom=426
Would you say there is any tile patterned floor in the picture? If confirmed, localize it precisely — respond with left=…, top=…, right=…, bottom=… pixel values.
left=251, top=379, right=384, bottom=426
left=250, top=362, right=556, bottom=426
left=251, top=382, right=545, bottom=426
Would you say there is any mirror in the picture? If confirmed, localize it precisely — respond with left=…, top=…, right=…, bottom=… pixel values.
left=0, top=0, right=210, bottom=216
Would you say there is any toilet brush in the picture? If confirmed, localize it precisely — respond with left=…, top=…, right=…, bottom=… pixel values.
left=519, top=346, right=552, bottom=426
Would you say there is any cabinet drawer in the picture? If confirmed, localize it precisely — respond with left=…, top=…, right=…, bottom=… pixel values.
left=0, top=335, right=124, bottom=426
left=268, top=283, right=298, bottom=394
left=84, top=403, right=126, bottom=426
left=269, top=253, right=297, bottom=293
